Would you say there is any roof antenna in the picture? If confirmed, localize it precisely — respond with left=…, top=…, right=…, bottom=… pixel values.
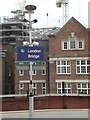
left=46, top=13, right=48, bottom=28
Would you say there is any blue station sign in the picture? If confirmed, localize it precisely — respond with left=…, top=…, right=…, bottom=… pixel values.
left=17, top=46, right=44, bottom=61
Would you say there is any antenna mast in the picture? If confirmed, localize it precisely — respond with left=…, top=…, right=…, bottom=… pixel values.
left=56, top=0, right=69, bottom=25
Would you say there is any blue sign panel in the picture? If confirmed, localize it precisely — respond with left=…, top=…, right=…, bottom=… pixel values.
left=17, top=46, right=44, bottom=61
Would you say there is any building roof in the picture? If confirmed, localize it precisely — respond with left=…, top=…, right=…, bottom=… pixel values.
left=55, top=17, right=88, bottom=36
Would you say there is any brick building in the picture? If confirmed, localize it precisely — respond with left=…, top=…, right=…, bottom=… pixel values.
left=15, top=17, right=90, bottom=96
left=49, top=17, right=90, bottom=95
left=0, top=44, right=15, bottom=94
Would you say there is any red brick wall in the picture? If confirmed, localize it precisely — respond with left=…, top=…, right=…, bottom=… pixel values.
left=2, top=96, right=90, bottom=111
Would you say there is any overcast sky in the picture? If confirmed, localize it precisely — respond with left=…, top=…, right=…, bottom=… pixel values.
left=0, top=0, right=89, bottom=28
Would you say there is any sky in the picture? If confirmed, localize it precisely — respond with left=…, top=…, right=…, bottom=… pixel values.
left=0, top=0, right=89, bottom=28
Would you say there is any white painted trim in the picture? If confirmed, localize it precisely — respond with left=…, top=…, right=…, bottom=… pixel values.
left=19, top=80, right=46, bottom=83
left=49, top=57, right=89, bottom=61
left=55, top=79, right=90, bottom=83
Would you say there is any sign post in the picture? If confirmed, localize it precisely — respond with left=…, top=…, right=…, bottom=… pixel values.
left=18, top=4, right=37, bottom=119
left=17, top=46, right=44, bottom=118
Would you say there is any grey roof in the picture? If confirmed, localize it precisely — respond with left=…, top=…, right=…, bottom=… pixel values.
left=31, top=27, right=60, bottom=40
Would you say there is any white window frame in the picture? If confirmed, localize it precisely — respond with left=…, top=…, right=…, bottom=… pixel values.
left=41, top=62, right=46, bottom=75
left=62, top=39, right=84, bottom=50
left=42, top=70, right=46, bottom=75
left=77, top=82, right=90, bottom=94
left=42, top=83, right=46, bottom=94
left=77, top=40, right=84, bottom=49
left=32, top=62, right=37, bottom=75
left=57, top=83, right=62, bottom=94
left=19, top=83, right=24, bottom=94
left=32, top=83, right=37, bottom=95
left=57, top=82, right=72, bottom=94
left=69, top=38, right=76, bottom=50
left=76, top=60, right=90, bottom=74
left=19, top=70, right=24, bottom=76
left=62, top=41, right=68, bottom=50
left=19, top=83, right=24, bottom=89
left=56, top=60, right=71, bottom=74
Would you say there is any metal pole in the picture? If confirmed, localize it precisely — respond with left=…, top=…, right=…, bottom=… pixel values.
left=29, top=12, right=32, bottom=45
left=25, top=5, right=37, bottom=118
left=29, top=11, right=33, bottom=118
